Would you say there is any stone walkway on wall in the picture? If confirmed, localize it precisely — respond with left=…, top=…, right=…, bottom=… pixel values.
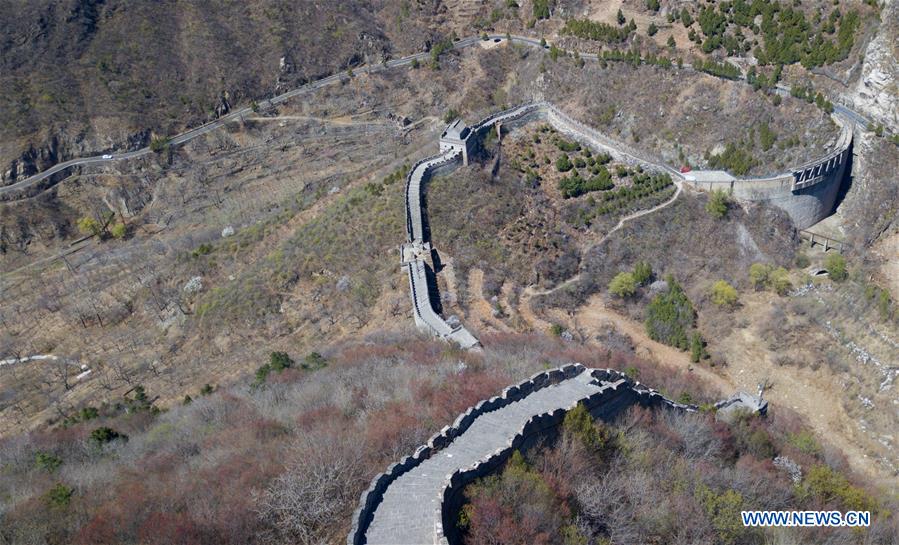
left=364, top=371, right=605, bottom=545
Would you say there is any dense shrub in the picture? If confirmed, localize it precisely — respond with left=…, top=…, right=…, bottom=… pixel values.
left=149, top=136, right=170, bottom=153
left=562, top=18, right=632, bottom=43
left=797, top=464, right=877, bottom=513
left=645, top=275, right=696, bottom=350
left=695, top=58, right=740, bottom=80
left=676, top=0, right=865, bottom=69
left=563, top=403, right=613, bottom=455
left=710, top=280, right=738, bottom=307
left=89, top=426, right=127, bottom=446
left=557, top=170, right=613, bottom=198
left=460, top=450, right=572, bottom=545
left=769, top=267, right=792, bottom=295
left=708, top=143, right=755, bottom=175
left=76, top=216, right=103, bottom=237
left=706, top=189, right=731, bottom=219
left=533, top=0, right=551, bottom=19
left=632, top=261, right=653, bottom=285
left=824, top=253, right=847, bottom=281
left=749, top=263, right=772, bottom=289
left=694, top=482, right=745, bottom=544
left=608, top=272, right=637, bottom=298
left=301, top=351, right=328, bottom=370
left=253, top=351, right=295, bottom=387
left=749, top=263, right=792, bottom=294
left=460, top=404, right=894, bottom=545
left=270, top=351, right=293, bottom=371
left=34, top=451, right=63, bottom=473
left=690, top=331, right=707, bottom=363
left=758, top=122, right=777, bottom=151
left=44, top=483, right=74, bottom=508
left=581, top=172, right=674, bottom=219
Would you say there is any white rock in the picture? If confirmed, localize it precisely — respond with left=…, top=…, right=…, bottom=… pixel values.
left=852, top=5, right=898, bottom=128
left=336, top=275, right=351, bottom=292
left=183, top=276, right=203, bottom=293
left=221, top=226, right=235, bottom=237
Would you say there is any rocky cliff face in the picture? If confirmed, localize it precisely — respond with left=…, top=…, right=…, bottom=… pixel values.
left=834, top=1, right=899, bottom=249
left=2, top=137, right=60, bottom=186
left=839, top=132, right=899, bottom=248
left=850, top=1, right=898, bottom=128
left=1, top=128, right=150, bottom=187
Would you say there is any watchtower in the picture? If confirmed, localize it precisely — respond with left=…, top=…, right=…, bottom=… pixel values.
left=439, top=119, right=473, bottom=166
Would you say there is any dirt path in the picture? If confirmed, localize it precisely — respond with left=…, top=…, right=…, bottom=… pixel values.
left=576, top=296, right=732, bottom=391
left=524, top=184, right=682, bottom=299
left=467, top=268, right=514, bottom=333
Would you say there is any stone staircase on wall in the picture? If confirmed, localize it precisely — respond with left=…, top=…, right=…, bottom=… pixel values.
left=347, top=365, right=700, bottom=545
left=401, top=147, right=480, bottom=349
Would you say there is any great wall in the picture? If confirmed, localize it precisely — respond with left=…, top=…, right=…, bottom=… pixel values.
left=373, top=77, right=853, bottom=543
left=347, top=364, right=766, bottom=545
left=0, top=34, right=861, bottom=543
left=401, top=100, right=854, bottom=349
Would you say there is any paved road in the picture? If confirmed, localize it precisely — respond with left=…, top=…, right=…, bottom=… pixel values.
left=365, top=371, right=617, bottom=545
left=0, top=33, right=874, bottom=199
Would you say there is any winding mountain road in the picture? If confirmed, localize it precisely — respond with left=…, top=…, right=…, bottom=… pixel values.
left=0, top=33, right=874, bottom=199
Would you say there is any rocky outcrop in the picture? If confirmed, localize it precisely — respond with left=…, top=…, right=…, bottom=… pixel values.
left=850, top=1, right=898, bottom=129
left=2, top=137, right=61, bottom=187
left=1, top=128, right=150, bottom=188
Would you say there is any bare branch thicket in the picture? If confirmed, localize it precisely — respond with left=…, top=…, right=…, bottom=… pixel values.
left=660, top=410, right=725, bottom=461
left=256, top=434, right=368, bottom=545
left=95, top=362, right=118, bottom=391
left=110, top=358, right=135, bottom=387
left=576, top=467, right=644, bottom=544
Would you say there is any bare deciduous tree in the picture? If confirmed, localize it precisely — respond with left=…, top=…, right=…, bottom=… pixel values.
left=256, top=435, right=367, bottom=545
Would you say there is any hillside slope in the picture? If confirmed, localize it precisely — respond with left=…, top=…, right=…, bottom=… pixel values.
left=0, top=0, right=392, bottom=183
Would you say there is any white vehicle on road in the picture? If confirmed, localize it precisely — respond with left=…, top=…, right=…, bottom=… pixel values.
left=101, top=154, right=112, bottom=159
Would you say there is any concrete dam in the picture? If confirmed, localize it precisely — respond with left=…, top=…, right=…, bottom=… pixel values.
left=682, top=113, right=854, bottom=229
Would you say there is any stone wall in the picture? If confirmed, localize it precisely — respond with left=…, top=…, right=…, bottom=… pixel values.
left=346, top=363, right=588, bottom=545
left=435, top=368, right=693, bottom=544
left=402, top=100, right=854, bottom=350
left=405, top=149, right=462, bottom=243
left=472, top=102, right=853, bottom=229
left=347, top=365, right=696, bottom=545
left=401, top=143, right=482, bottom=347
